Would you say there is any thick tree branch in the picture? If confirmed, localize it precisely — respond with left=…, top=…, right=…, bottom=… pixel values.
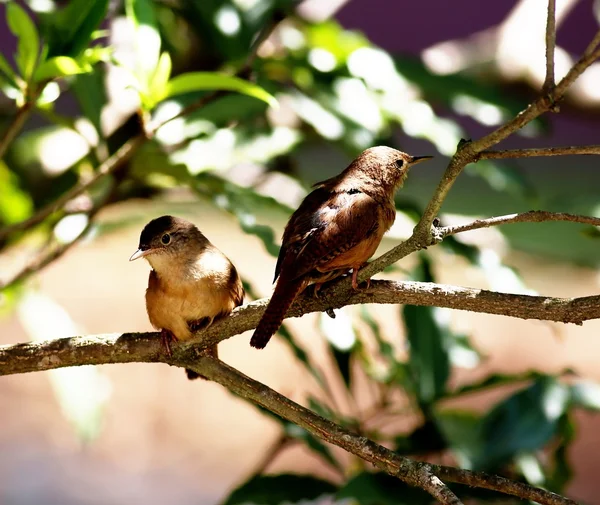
left=3, top=278, right=600, bottom=376
left=440, top=210, right=600, bottom=237
left=544, top=0, right=557, bottom=93
left=479, top=145, right=600, bottom=159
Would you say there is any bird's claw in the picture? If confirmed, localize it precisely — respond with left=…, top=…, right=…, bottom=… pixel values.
left=160, top=329, right=176, bottom=357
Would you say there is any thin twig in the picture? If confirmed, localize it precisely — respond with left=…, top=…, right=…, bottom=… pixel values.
left=440, top=210, right=600, bottom=237
left=544, top=0, right=557, bottom=93
left=479, top=145, right=600, bottom=160
left=0, top=101, right=34, bottom=159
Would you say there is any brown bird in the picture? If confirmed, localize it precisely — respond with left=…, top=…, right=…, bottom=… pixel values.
left=250, top=146, right=432, bottom=349
left=130, top=215, right=244, bottom=379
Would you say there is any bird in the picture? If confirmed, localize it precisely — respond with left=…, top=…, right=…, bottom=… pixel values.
left=130, top=215, right=244, bottom=379
left=250, top=146, right=432, bottom=350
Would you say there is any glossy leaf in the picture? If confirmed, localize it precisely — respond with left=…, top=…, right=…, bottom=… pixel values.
left=6, top=3, right=40, bottom=82
left=45, top=0, right=109, bottom=58
left=222, top=475, right=336, bottom=505
left=33, top=56, right=86, bottom=82
left=475, top=376, right=569, bottom=469
left=163, top=72, right=277, bottom=107
left=337, top=472, right=431, bottom=505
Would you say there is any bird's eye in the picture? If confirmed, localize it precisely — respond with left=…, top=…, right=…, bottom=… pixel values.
left=161, top=233, right=171, bottom=245
left=395, top=159, right=404, bottom=168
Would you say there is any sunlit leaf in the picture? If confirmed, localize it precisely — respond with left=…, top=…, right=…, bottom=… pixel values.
left=6, top=2, right=40, bottom=82
left=45, top=0, right=109, bottom=58
left=33, top=56, right=87, bottom=82
left=148, top=51, right=172, bottom=107
left=223, top=475, right=336, bottom=505
left=570, top=380, right=600, bottom=411
left=337, top=472, right=431, bottom=505
left=163, top=72, right=277, bottom=107
left=125, top=0, right=161, bottom=82
left=0, top=160, right=33, bottom=224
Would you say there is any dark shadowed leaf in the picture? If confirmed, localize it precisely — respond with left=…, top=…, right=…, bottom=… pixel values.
left=403, top=256, right=450, bottom=407
left=337, top=472, right=432, bottom=505
left=71, top=67, right=108, bottom=136
left=475, top=375, right=569, bottom=469
left=434, top=410, right=483, bottom=468
left=546, top=413, right=575, bottom=492
left=223, top=475, right=336, bottom=505
left=449, top=371, right=544, bottom=397
left=44, top=0, right=109, bottom=58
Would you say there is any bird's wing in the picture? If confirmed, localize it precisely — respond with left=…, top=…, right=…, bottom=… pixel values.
left=275, top=189, right=380, bottom=282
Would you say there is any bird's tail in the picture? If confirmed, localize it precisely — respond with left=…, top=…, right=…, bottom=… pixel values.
left=250, top=277, right=304, bottom=349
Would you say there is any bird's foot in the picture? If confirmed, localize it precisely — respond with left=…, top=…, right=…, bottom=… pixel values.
left=160, top=329, right=177, bottom=357
left=311, top=283, right=323, bottom=298
left=189, top=316, right=213, bottom=333
left=351, top=267, right=371, bottom=290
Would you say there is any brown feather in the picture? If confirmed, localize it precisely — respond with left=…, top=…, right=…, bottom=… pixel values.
left=252, top=146, right=431, bottom=349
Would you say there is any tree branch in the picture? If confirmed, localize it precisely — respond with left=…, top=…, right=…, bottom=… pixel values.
left=479, top=145, right=600, bottom=159
left=440, top=210, right=600, bottom=237
left=3, top=277, right=600, bottom=376
left=544, top=0, right=557, bottom=94
left=0, top=100, right=35, bottom=160
left=187, top=357, right=576, bottom=505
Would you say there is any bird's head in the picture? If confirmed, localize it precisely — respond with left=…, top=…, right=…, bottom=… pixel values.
left=129, top=215, right=205, bottom=271
left=354, top=145, right=433, bottom=190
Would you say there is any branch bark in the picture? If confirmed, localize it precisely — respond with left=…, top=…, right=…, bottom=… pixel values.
left=544, top=0, right=557, bottom=94
left=3, top=278, right=600, bottom=376
left=440, top=210, right=600, bottom=237
left=479, top=145, right=600, bottom=159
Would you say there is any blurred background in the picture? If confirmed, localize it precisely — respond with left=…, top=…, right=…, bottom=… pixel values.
left=1, top=0, right=600, bottom=503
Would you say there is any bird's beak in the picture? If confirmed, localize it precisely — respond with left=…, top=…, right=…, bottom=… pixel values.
left=410, top=155, right=434, bottom=166
left=129, top=248, right=153, bottom=261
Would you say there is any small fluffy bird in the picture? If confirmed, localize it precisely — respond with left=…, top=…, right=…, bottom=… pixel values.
left=250, top=146, right=432, bottom=350
left=130, top=215, right=244, bottom=379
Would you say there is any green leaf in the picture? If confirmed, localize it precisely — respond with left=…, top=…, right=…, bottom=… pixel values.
left=6, top=2, right=40, bottom=82
left=403, top=256, right=450, bottom=407
left=71, top=66, right=108, bottom=136
left=148, top=51, right=172, bottom=107
left=475, top=375, right=569, bottom=469
left=0, top=160, right=33, bottom=225
left=33, top=56, right=86, bottom=82
left=163, top=72, right=277, bottom=107
left=223, top=475, right=336, bottom=505
left=337, top=472, right=431, bottom=505
left=450, top=371, right=543, bottom=397
left=466, top=159, right=537, bottom=202
left=570, top=380, right=600, bottom=411
left=0, top=51, right=18, bottom=89
left=546, top=413, right=575, bottom=492
left=434, top=410, right=484, bottom=469
left=45, top=0, right=109, bottom=58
